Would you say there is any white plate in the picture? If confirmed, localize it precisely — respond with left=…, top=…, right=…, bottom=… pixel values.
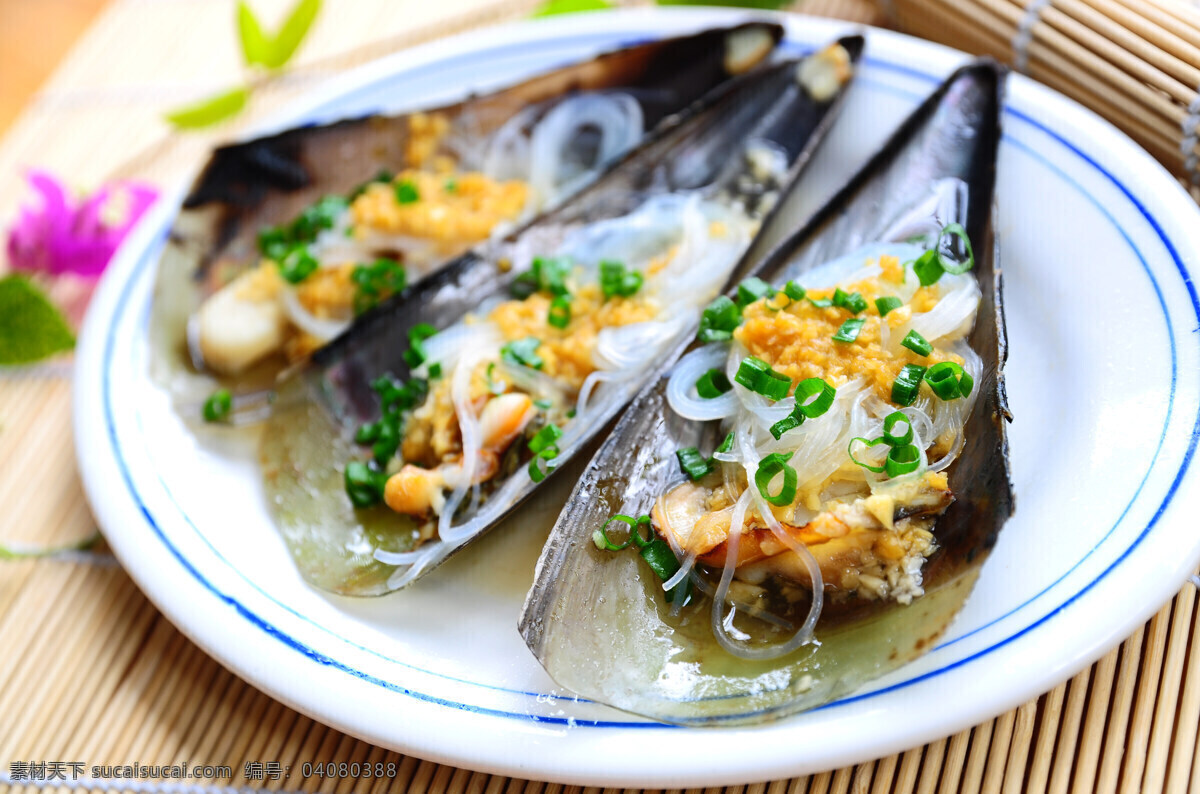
left=74, top=9, right=1200, bottom=787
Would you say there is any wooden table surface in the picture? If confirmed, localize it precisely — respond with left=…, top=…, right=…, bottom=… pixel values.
left=1, top=1, right=1198, bottom=792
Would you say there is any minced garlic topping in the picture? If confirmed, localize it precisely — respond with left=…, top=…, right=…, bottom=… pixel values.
left=350, top=171, right=528, bottom=244
left=734, top=255, right=964, bottom=401
left=486, top=283, right=658, bottom=391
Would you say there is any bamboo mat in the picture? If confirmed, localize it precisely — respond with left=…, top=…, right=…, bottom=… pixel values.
left=1, top=0, right=1199, bottom=792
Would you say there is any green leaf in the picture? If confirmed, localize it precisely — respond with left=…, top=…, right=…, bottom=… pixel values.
left=532, top=0, right=612, bottom=16
left=656, top=0, right=789, bottom=8
left=262, top=0, right=322, bottom=69
left=0, top=276, right=75, bottom=366
left=0, top=530, right=102, bottom=560
left=236, top=1, right=271, bottom=67
left=164, top=86, right=249, bottom=129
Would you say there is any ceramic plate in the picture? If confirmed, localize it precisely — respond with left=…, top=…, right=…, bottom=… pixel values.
left=74, top=9, right=1200, bottom=786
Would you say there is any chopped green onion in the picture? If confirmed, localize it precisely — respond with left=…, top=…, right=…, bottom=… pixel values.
left=566, top=408, right=577, bottom=419
left=485, top=363, right=505, bottom=395
left=513, top=256, right=572, bottom=298
left=736, top=277, right=774, bottom=308
left=676, top=447, right=711, bottom=481
left=769, top=413, right=803, bottom=440
left=882, top=411, right=914, bottom=446
left=501, top=337, right=543, bottom=370
left=599, top=260, right=643, bottom=299
left=848, top=436, right=888, bottom=473
left=592, top=513, right=650, bottom=551
left=808, top=295, right=833, bottom=308
left=892, top=363, right=927, bottom=406
left=533, top=398, right=552, bottom=411
left=641, top=538, right=690, bottom=601
left=697, top=295, right=742, bottom=342
left=769, top=378, right=836, bottom=440
left=875, top=296, right=903, bottom=316
left=716, top=432, right=735, bottom=453
left=354, top=421, right=380, bottom=444
left=403, top=323, right=438, bottom=369
left=352, top=258, right=407, bottom=315
left=794, top=378, right=836, bottom=418
left=832, top=317, right=866, bottom=343
left=695, top=368, right=732, bottom=399
left=257, top=227, right=290, bottom=261
left=278, top=246, right=318, bottom=283
left=528, top=446, right=558, bottom=483
left=428, top=362, right=442, bottom=379
left=936, top=223, right=975, bottom=275
left=344, top=461, right=387, bottom=508
left=734, top=356, right=791, bottom=401
left=833, top=288, right=868, bottom=315
left=925, top=361, right=974, bottom=400
left=912, top=249, right=943, bottom=287
left=529, top=423, right=563, bottom=455
left=755, top=452, right=797, bottom=506
left=885, top=443, right=922, bottom=477
left=548, top=295, right=571, bottom=329
left=901, top=330, right=933, bottom=357
left=783, top=281, right=806, bottom=301
left=443, top=178, right=458, bottom=193
left=370, top=373, right=427, bottom=413
left=394, top=179, right=419, bottom=204
left=372, top=419, right=400, bottom=464
left=202, top=389, right=232, bottom=423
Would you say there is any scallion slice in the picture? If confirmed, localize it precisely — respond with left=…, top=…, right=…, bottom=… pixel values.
left=832, top=317, right=866, bottom=343
left=755, top=452, right=797, bottom=506
left=925, top=361, right=974, bottom=400
left=885, top=443, right=922, bottom=477
left=936, top=222, right=975, bottom=275
left=278, top=246, right=318, bottom=284
left=736, top=277, right=773, bottom=308
left=848, top=436, right=888, bottom=473
left=769, top=414, right=803, bottom=440
left=600, top=260, right=643, bottom=299
left=882, top=411, right=914, bottom=446
left=794, top=377, right=836, bottom=418
left=912, top=249, right=943, bottom=287
left=783, top=281, right=806, bottom=301
left=808, top=296, right=833, bottom=308
left=592, top=513, right=650, bottom=551
left=202, top=389, right=232, bottom=423
left=901, top=329, right=932, bottom=356
left=529, top=423, right=563, bottom=454
left=716, top=432, right=735, bottom=453
left=394, top=179, right=419, bottom=204
left=528, top=446, right=558, bottom=483
left=501, top=337, right=543, bottom=370
left=892, top=363, right=927, bottom=406
left=548, top=295, right=571, bottom=329
left=833, top=288, right=868, bottom=315
left=697, top=295, right=741, bottom=342
left=344, top=461, right=387, bottom=508
left=875, top=296, right=903, bottom=317
left=695, top=368, right=732, bottom=399
left=676, top=447, right=711, bottom=481
left=734, top=356, right=791, bottom=400
left=402, top=323, right=438, bottom=368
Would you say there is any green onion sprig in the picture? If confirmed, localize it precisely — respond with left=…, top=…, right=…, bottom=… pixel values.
left=734, top=356, right=791, bottom=401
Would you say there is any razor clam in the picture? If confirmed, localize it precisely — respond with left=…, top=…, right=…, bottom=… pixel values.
left=519, top=61, right=1012, bottom=725
left=148, top=22, right=785, bottom=405
left=260, top=39, right=865, bottom=596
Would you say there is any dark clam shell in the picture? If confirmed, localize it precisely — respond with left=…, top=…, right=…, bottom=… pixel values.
left=259, top=37, right=865, bottom=595
left=148, top=22, right=786, bottom=397
left=518, top=61, right=1013, bottom=725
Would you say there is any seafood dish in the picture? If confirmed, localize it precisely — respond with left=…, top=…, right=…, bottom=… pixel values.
left=259, top=39, right=864, bottom=596
left=147, top=22, right=787, bottom=406
left=519, top=61, right=1013, bottom=724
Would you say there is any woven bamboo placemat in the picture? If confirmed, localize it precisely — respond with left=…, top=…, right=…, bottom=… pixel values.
left=1, top=0, right=1199, bottom=791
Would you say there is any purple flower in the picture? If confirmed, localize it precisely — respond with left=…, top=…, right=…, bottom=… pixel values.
left=6, top=170, right=158, bottom=279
